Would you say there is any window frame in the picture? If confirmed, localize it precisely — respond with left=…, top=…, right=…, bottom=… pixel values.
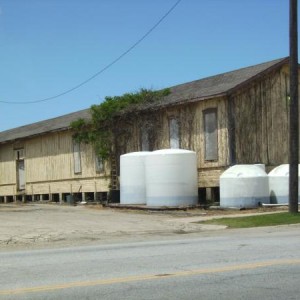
left=73, top=142, right=82, bottom=174
left=95, top=154, right=104, bottom=173
left=140, top=126, right=150, bottom=151
left=203, top=108, right=218, bottom=161
left=168, top=117, right=180, bottom=149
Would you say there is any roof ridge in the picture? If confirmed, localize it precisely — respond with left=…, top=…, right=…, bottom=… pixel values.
left=0, top=57, right=289, bottom=143
left=168, top=57, right=288, bottom=91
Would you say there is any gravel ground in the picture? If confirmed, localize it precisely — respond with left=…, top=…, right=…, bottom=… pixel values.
left=0, top=203, right=287, bottom=251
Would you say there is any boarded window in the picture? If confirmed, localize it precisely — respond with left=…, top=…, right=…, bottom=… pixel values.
left=73, top=142, right=82, bottom=173
left=95, top=155, right=104, bottom=173
left=15, top=148, right=25, bottom=190
left=203, top=108, right=218, bottom=161
left=17, top=159, right=25, bottom=190
left=141, top=127, right=150, bottom=151
left=169, top=118, right=180, bottom=149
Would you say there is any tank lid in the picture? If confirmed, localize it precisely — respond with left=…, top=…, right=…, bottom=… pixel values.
left=121, top=151, right=151, bottom=157
left=220, top=165, right=267, bottom=178
left=153, top=149, right=195, bottom=155
left=268, top=164, right=300, bottom=177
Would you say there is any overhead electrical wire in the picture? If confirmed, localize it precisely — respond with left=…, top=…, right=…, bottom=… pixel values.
left=1, top=0, right=182, bottom=104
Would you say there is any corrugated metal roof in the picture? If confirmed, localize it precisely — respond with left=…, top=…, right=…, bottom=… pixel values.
left=0, top=57, right=288, bottom=144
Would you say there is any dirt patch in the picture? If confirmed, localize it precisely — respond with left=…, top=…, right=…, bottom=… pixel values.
left=87, top=204, right=287, bottom=217
left=0, top=203, right=288, bottom=251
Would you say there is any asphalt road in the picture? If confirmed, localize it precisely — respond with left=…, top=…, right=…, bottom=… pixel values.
left=0, top=225, right=299, bottom=300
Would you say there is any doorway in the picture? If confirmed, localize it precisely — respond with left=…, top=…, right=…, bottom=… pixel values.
left=15, top=149, right=25, bottom=191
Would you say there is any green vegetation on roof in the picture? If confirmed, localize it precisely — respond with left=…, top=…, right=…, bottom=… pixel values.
left=71, top=88, right=170, bottom=160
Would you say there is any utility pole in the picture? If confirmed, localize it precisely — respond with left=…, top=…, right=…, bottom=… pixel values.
left=289, top=0, right=299, bottom=213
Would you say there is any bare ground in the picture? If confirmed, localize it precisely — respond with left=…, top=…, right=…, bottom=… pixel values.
left=0, top=203, right=287, bottom=251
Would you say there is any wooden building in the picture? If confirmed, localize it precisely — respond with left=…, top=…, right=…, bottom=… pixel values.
left=0, top=110, right=109, bottom=203
left=0, top=57, right=295, bottom=203
left=110, top=57, right=294, bottom=201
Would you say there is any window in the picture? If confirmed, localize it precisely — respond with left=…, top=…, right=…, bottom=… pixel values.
left=15, top=148, right=25, bottom=190
left=17, top=160, right=25, bottom=190
left=203, top=108, right=218, bottom=161
left=141, top=127, right=150, bottom=151
left=73, top=142, right=82, bottom=173
left=95, top=155, right=104, bottom=173
left=169, top=118, right=180, bottom=149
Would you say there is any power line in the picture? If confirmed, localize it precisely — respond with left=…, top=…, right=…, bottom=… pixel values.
left=1, top=0, right=182, bottom=104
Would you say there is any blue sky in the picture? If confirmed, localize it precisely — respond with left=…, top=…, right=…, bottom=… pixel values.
left=0, top=0, right=292, bottom=131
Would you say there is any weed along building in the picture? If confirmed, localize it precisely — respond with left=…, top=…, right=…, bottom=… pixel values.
left=0, top=57, right=295, bottom=204
left=0, top=110, right=110, bottom=203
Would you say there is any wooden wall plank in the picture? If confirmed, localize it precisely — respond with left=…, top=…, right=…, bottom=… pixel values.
left=233, top=67, right=290, bottom=166
left=0, top=144, right=16, bottom=185
left=0, top=64, right=293, bottom=194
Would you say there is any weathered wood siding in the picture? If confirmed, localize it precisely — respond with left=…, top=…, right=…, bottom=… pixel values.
left=0, top=130, right=110, bottom=197
left=1, top=65, right=295, bottom=195
left=26, top=131, right=106, bottom=181
left=232, top=66, right=291, bottom=166
left=114, top=97, right=229, bottom=187
left=160, top=98, right=229, bottom=187
left=28, top=178, right=109, bottom=195
left=0, top=143, right=16, bottom=185
left=0, top=143, right=16, bottom=195
left=26, top=131, right=110, bottom=194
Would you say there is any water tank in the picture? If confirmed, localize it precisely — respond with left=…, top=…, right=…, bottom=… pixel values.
left=268, top=164, right=300, bottom=204
left=220, top=165, right=269, bottom=208
left=145, top=149, right=198, bottom=207
left=254, top=164, right=266, bottom=171
left=120, top=152, right=150, bottom=205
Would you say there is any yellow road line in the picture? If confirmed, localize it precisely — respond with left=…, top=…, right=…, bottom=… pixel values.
left=1, top=259, right=300, bottom=296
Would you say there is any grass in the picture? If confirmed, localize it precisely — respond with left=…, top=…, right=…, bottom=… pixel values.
left=200, top=212, right=300, bottom=228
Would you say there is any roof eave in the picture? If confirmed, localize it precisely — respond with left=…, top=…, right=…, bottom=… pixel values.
left=227, top=57, right=290, bottom=96
left=0, top=126, right=71, bottom=145
left=161, top=93, right=228, bottom=108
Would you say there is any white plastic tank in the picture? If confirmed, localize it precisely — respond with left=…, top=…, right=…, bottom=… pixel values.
left=220, top=165, right=269, bottom=208
left=268, top=164, right=300, bottom=204
left=254, top=164, right=266, bottom=171
left=145, top=149, right=198, bottom=207
left=120, top=152, right=150, bottom=205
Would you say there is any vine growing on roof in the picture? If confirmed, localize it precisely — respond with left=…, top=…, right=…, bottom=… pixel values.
left=71, top=88, right=170, bottom=160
